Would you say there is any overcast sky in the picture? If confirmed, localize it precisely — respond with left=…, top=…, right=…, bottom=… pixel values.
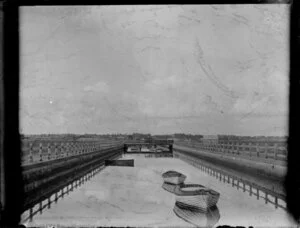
left=20, top=5, right=289, bottom=136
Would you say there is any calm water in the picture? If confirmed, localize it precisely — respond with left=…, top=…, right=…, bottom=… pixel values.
left=21, top=154, right=296, bottom=227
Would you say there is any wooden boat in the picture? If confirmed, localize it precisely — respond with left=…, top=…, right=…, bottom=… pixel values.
left=162, top=182, right=182, bottom=194
left=162, top=171, right=186, bottom=185
left=174, top=184, right=220, bottom=212
left=105, top=159, right=134, bottom=167
left=173, top=201, right=220, bottom=228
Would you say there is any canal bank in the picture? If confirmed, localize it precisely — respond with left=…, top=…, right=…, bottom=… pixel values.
left=22, top=146, right=124, bottom=213
left=22, top=154, right=295, bottom=227
left=174, top=144, right=287, bottom=181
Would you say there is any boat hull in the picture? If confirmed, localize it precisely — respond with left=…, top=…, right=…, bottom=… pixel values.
left=175, top=184, right=220, bottom=212
left=162, top=182, right=182, bottom=194
left=173, top=202, right=220, bottom=227
left=163, top=176, right=186, bottom=185
left=162, top=171, right=186, bottom=185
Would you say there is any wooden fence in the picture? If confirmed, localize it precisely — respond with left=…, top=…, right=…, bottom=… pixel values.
left=21, top=165, right=106, bottom=223
left=21, top=139, right=125, bottom=165
left=175, top=139, right=287, bottom=164
left=174, top=151, right=287, bottom=211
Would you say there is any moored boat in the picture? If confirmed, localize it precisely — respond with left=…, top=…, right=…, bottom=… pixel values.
left=162, top=182, right=182, bottom=194
left=174, top=184, right=220, bottom=212
left=162, top=170, right=187, bottom=185
left=173, top=201, right=220, bottom=227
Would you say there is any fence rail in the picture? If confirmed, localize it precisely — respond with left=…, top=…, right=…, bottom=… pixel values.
left=174, top=151, right=287, bottom=211
left=21, top=139, right=125, bottom=165
left=175, top=139, right=287, bottom=164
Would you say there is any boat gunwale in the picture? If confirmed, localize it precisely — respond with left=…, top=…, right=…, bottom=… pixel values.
left=175, top=184, right=220, bottom=196
left=162, top=170, right=187, bottom=178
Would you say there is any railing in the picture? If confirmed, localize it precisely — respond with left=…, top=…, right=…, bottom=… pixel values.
left=21, top=139, right=125, bottom=165
left=175, top=139, right=287, bottom=164
left=125, top=139, right=173, bottom=145
left=21, top=165, right=107, bottom=223
left=21, top=145, right=123, bottom=222
left=174, top=151, right=287, bottom=211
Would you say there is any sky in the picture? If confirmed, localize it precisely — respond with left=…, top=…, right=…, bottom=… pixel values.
left=19, top=5, right=289, bottom=136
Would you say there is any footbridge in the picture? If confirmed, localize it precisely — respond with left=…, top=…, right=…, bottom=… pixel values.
left=124, top=139, right=174, bottom=152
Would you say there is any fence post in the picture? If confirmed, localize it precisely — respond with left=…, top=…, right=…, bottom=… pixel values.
left=54, top=143, right=58, bottom=159
left=29, top=207, right=33, bottom=222
left=48, top=197, right=51, bottom=209
left=74, top=142, right=77, bottom=156
left=39, top=201, right=42, bottom=214
left=47, top=143, right=51, bottom=160
left=39, top=143, right=43, bottom=162
left=29, top=142, right=33, bottom=163
left=61, top=142, right=64, bottom=158
left=74, top=142, right=78, bottom=155
left=274, top=143, right=278, bottom=160
left=66, top=142, right=69, bottom=157
left=69, top=142, right=73, bottom=156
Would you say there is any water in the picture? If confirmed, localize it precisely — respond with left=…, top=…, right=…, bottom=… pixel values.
left=21, top=154, right=296, bottom=227
left=174, top=151, right=286, bottom=207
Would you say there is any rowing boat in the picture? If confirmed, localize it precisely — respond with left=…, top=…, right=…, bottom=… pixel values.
left=173, top=201, right=220, bottom=227
left=162, top=170, right=186, bottom=185
left=174, top=184, right=220, bottom=212
left=162, top=182, right=182, bottom=194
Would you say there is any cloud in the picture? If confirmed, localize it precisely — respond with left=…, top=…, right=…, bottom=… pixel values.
left=20, top=5, right=289, bottom=135
left=83, top=81, right=110, bottom=93
left=145, top=74, right=186, bottom=91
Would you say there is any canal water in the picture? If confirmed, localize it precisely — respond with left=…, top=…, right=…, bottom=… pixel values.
left=21, top=154, right=296, bottom=227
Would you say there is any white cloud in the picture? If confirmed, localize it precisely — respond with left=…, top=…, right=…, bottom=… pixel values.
left=83, top=81, right=110, bottom=93
left=20, top=5, right=289, bottom=135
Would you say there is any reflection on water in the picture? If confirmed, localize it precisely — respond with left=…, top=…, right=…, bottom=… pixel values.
left=173, top=201, right=220, bottom=228
left=105, top=159, right=134, bottom=167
